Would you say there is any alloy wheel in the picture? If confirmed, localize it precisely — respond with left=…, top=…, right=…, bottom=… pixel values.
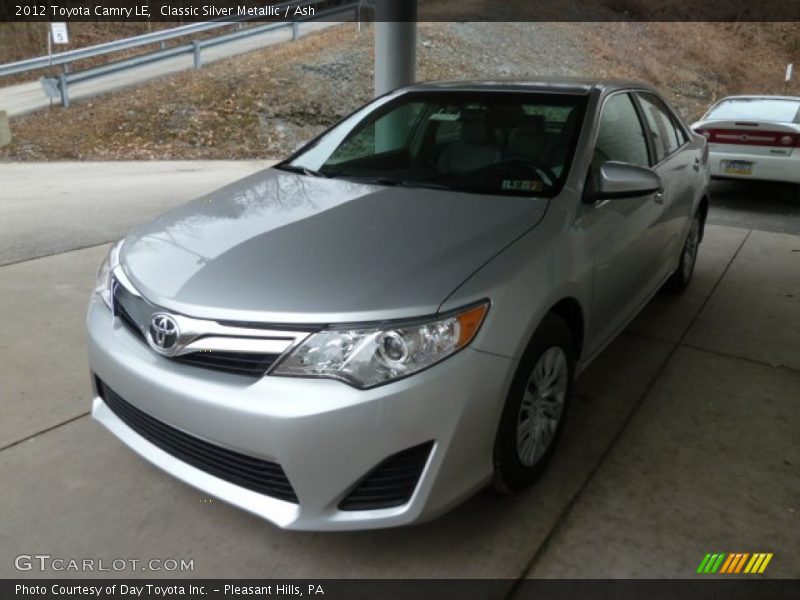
left=682, top=218, right=701, bottom=280
left=516, top=346, right=568, bottom=467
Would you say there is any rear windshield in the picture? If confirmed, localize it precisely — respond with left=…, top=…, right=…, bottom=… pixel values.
left=706, top=98, right=800, bottom=123
left=280, top=91, right=588, bottom=197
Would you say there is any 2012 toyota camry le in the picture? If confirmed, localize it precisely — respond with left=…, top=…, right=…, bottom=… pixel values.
left=88, top=79, right=710, bottom=530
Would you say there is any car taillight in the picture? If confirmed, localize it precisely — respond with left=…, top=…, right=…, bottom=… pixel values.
left=700, top=128, right=800, bottom=147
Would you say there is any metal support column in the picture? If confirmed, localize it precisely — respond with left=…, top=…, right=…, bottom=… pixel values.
left=374, top=0, right=417, bottom=97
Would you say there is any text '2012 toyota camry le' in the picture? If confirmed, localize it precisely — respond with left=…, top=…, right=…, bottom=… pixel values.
left=88, top=79, right=710, bottom=530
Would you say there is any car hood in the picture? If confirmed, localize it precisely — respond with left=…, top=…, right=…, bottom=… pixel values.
left=121, top=168, right=548, bottom=324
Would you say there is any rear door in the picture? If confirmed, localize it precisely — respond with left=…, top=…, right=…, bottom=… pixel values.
left=633, top=92, right=698, bottom=275
left=582, top=91, right=666, bottom=355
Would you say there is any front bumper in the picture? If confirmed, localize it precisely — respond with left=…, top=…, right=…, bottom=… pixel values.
left=87, top=296, right=516, bottom=530
left=709, top=149, right=800, bottom=184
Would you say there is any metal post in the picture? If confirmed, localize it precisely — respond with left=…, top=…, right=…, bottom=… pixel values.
left=374, top=0, right=417, bottom=97
left=192, top=41, right=201, bottom=69
left=47, top=26, right=53, bottom=109
left=292, top=20, right=299, bottom=41
left=58, top=72, right=70, bottom=108
left=358, top=0, right=370, bottom=33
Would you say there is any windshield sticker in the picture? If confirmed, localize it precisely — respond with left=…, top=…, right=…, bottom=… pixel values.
left=502, top=180, right=544, bottom=192
left=430, top=112, right=461, bottom=121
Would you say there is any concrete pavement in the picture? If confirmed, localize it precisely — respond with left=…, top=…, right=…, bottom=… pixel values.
left=1, top=163, right=798, bottom=579
left=0, top=21, right=345, bottom=117
left=0, top=161, right=270, bottom=266
left=707, top=180, right=800, bottom=236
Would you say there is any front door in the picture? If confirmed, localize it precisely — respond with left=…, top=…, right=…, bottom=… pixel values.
left=582, top=92, right=666, bottom=355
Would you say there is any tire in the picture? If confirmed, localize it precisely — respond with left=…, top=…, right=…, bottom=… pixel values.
left=663, top=212, right=702, bottom=294
left=491, top=314, right=575, bottom=493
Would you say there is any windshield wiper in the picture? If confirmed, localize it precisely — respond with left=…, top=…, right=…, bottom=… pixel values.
left=394, top=180, right=451, bottom=190
left=331, top=175, right=400, bottom=186
left=335, top=176, right=453, bottom=190
left=275, top=164, right=330, bottom=178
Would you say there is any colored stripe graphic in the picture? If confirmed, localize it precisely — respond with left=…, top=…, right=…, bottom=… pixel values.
left=696, top=554, right=712, bottom=574
left=722, top=553, right=740, bottom=574
left=719, top=554, right=736, bottom=573
left=758, top=554, right=773, bottom=574
left=734, top=553, right=749, bottom=573
left=697, top=553, right=726, bottom=573
left=702, top=552, right=774, bottom=574
left=744, top=554, right=760, bottom=573
left=710, top=553, right=725, bottom=573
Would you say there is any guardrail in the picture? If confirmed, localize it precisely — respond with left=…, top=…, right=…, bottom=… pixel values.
left=0, top=0, right=364, bottom=108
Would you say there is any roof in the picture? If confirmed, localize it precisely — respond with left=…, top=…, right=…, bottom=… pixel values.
left=403, top=77, right=656, bottom=95
left=714, top=95, right=800, bottom=102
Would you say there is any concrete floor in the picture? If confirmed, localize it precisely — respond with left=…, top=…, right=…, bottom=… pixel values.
left=0, top=161, right=269, bottom=266
left=0, top=166, right=798, bottom=579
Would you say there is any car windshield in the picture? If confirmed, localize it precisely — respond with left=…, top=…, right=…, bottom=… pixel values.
left=706, top=98, right=800, bottom=123
left=279, top=91, right=587, bottom=197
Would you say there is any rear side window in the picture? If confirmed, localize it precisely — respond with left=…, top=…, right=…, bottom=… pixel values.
left=637, top=93, right=682, bottom=163
left=594, top=93, right=650, bottom=168
left=706, top=98, right=800, bottom=123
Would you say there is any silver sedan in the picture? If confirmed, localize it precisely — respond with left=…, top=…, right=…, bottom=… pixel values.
left=88, top=79, right=710, bottom=530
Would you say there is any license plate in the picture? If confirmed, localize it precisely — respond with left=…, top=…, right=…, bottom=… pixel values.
left=722, top=160, right=753, bottom=176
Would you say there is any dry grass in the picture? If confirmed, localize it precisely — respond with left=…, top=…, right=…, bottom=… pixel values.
left=582, top=22, right=800, bottom=120
left=1, top=21, right=798, bottom=161
left=1, top=26, right=371, bottom=160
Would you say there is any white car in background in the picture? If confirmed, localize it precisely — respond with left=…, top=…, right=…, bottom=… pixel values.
left=692, top=95, right=800, bottom=184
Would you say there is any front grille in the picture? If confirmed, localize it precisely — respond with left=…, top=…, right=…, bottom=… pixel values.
left=339, top=441, right=433, bottom=511
left=173, top=351, right=280, bottom=377
left=114, top=289, right=146, bottom=343
left=97, top=379, right=298, bottom=503
left=112, top=278, right=282, bottom=378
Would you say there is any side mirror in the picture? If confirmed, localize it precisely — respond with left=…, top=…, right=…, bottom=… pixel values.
left=590, top=161, right=661, bottom=201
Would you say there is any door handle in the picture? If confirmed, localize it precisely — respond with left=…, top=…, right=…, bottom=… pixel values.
left=654, top=189, right=665, bottom=204
left=692, top=157, right=701, bottom=171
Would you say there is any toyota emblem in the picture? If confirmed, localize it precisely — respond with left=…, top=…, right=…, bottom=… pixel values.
left=148, top=313, right=180, bottom=353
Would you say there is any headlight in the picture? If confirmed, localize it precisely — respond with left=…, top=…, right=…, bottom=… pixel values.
left=95, top=240, right=124, bottom=309
left=272, top=302, right=489, bottom=389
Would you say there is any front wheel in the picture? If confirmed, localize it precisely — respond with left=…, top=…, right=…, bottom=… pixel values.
left=663, top=213, right=702, bottom=294
left=492, top=314, right=575, bottom=493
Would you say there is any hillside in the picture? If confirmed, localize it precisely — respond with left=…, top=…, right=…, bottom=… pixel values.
left=1, top=21, right=798, bottom=161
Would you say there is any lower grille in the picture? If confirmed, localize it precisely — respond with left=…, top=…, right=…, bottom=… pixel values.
left=174, top=351, right=280, bottom=377
left=339, top=441, right=433, bottom=511
left=97, top=378, right=298, bottom=503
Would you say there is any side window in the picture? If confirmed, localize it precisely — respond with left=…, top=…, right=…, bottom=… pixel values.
left=671, top=113, right=689, bottom=145
left=434, top=120, right=462, bottom=145
left=327, top=103, right=423, bottom=164
left=327, top=123, right=377, bottom=164
left=637, top=93, right=682, bottom=163
left=594, top=93, right=650, bottom=168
